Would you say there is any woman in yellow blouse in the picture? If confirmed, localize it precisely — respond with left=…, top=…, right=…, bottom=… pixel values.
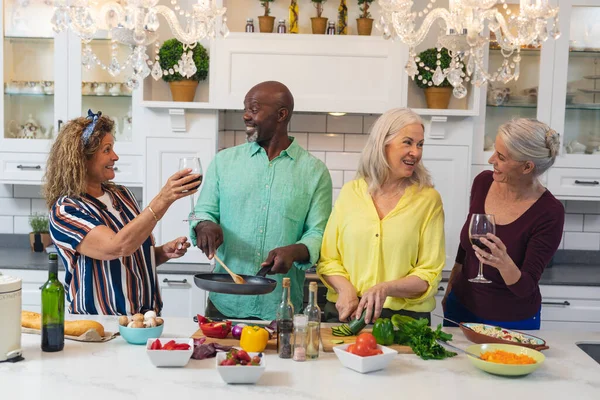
left=317, top=108, right=445, bottom=324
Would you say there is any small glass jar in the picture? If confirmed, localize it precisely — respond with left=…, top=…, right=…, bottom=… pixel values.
left=245, top=18, right=255, bottom=33
left=292, top=314, right=308, bottom=362
left=277, top=19, right=287, bottom=34
left=326, top=21, right=336, bottom=35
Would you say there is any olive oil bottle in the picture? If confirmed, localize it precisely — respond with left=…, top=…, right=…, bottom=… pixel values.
left=41, top=253, right=64, bottom=352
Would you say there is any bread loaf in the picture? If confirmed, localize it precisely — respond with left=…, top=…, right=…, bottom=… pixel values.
left=21, top=311, right=105, bottom=337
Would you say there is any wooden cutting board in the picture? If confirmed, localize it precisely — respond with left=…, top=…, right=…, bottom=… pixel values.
left=320, top=327, right=413, bottom=353
left=191, top=329, right=278, bottom=352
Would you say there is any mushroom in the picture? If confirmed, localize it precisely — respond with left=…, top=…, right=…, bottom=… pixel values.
left=155, top=317, right=164, bottom=326
left=118, top=316, right=129, bottom=327
left=127, top=321, right=135, bottom=328
left=144, top=317, right=157, bottom=328
left=144, top=311, right=157, bottom=321
left=131, top=321, right=145, bottom=329
left=132, top=313, right=144, bottom=323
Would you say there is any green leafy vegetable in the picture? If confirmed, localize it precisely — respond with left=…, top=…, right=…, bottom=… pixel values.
left=391, top=315, right=457, bottom=360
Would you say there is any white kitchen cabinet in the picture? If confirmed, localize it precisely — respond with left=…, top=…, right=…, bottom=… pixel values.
left=0, top=268, right=66, bottom=314
left=540, top=284, right=600, bottom=332
left=158, top=273, right=207, bottom=318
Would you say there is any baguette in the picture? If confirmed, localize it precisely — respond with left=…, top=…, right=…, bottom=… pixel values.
left=21, top=311, right=105, bottom=337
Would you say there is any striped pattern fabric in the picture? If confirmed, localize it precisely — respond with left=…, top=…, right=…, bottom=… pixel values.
left=49, top=185, right=162, bottom=315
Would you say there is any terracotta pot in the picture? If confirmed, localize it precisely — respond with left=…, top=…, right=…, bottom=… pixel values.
left=29, top=232, right=52, bottom=253
left=169, top=80, right=199, bottom=102
left=424, top=87, right=453, bottom=109
left=258, top=16, right=275, bottom=33
left=311, top=17, right=328, bottom=34
left=356, top=18, right=373, bottom=36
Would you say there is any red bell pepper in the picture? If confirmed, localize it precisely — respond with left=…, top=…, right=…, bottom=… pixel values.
left=196, top=314, right=211, bottom=325
left=200, top=321, right=232, bottom=339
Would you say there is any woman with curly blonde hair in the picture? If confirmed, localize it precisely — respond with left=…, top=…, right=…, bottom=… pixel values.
left=45, top=110, right=200, bottom=315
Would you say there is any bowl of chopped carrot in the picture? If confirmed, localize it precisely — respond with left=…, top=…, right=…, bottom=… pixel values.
left=466, top=343, right=545, bottom=376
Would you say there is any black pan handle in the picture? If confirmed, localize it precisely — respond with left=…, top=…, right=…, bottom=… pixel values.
left=256, top=266, right=272, bottom=277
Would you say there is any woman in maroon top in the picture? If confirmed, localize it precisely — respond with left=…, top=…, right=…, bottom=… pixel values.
left=443, top=118, right=564, bottom=330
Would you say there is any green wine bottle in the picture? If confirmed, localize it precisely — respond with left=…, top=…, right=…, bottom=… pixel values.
left=41, top=253, right=64, bottom=352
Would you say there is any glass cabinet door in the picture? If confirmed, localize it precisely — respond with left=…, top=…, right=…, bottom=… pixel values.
left=2, top=0, right=64, bottom=153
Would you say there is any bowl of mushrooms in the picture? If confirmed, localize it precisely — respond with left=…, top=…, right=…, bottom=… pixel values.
left=118, top=311, right=164, bottom=345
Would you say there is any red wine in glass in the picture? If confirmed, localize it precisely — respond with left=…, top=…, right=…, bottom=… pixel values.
left=468, top=214, right=496, bottom=284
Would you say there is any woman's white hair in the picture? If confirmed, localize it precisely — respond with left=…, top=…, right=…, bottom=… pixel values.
left=357, top=108, right=433, bottom=193
left=497, top=118, right=560, bottom=177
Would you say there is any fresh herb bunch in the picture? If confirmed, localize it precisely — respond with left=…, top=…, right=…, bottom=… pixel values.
left=415, top=47, right=452, bottom=89
left=29, top=213, right=49, bottom=233
left=358, top=0, right=374, bottom=19
left=312, top=0, right=327, bottom=18
left=391, top=315, right=457, bottom=360
left=260, top=0, right=275, bottom=16
left=158, top=39, right=209, bottom=83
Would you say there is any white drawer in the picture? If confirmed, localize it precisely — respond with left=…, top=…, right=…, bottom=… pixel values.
left=113, top=155, right=143, bottom=186
left=547, top=168, right=600, bottom=198
left=0, top=153, right=47, bottom=184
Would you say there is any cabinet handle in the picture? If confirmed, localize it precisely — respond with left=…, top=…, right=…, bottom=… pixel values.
left=162, top=278, right=188, bottom=284
left=58, top=119, right=63, bottom=130
left=17, top=165, right=41, bottom=170
left=437, top=286, right=445, bottom=292
left=541, top=301, right=570, bottom=306
left=574, top=180, right=599, bottom=185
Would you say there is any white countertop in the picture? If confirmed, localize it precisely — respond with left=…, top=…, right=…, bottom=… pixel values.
left=2, top=316, right=599, bottom=400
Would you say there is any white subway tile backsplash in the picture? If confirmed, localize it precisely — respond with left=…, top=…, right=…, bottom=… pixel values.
left=558, top=233, right=564, bottom=250
left=325, top=152, right=361, bottom=170
left=308, top=134, right=344, bottom=151
left=0, top=198, right=30, bottom=216
left=330, top=170, right=344, bottom=189
left=13, top=185, right=42, bottom=199
left=333, top=189, right=341, bottom=203
left=291, top=133, right=307, bottom=149
left=309, top=151, right=326, bottom=163
left=0, top=216, right=13, bottom=234
left=565, top=200, right=600, bottom=214
left=224, top=111, right=246, bottom=131
left=326, top=115, right=363, bottom=134
left=344, top=135, right=368, bottom=152
left=344, top=170, right=357, bottom=184
left=563, top=232, right=600, bottom=251
left=0, top=184, right=13, bottom=198
left=584, top=214, right=600, bottom=233
left=290, top=114, right=326, bottom=133
left=31, top=199, right=47, bottom=215
left=564, top=214, right=584, bottom=232
left=363, top=115, right=379, bottom=134
left=14, top=216, right=31, bottom=234
left=221, top=131, right=235, bottom=149
left=235, top=131, right=247, bottom=146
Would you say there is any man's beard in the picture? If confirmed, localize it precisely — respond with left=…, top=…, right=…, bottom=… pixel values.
left=246, top=128, right=259, bottom=143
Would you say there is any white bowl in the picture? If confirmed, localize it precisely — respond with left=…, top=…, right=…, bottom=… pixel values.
left=215, top=352, right=266, bottom=384
left=145, top=338, right=193, bottom=367
left=333, top=344, right=398, bottom=374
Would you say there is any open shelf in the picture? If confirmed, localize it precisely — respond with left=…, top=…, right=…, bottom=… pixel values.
left=413, top=108, right=479, bottom=116
left=141, top=101, right=215, bottom=109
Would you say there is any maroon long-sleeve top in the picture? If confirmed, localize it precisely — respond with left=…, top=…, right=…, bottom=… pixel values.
left=452, top=171, right=565, bottom=321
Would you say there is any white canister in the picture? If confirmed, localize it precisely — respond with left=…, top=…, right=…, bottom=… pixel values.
left=0, top=275, right=22, bottom=361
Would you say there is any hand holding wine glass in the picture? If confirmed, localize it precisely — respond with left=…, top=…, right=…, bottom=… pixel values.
left=468, top=213, right=496, bottom=284
left=179, top=157, right=203, bottom=221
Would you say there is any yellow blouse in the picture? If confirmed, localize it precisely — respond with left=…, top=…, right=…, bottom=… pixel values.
left=317, top=178, right=446, bottom=312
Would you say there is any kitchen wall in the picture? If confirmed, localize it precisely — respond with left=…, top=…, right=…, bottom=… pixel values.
left=1, top=111, right=599, bottom=252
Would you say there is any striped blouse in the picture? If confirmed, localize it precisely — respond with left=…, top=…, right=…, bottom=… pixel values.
left=49, top=184, right=162, bottom=315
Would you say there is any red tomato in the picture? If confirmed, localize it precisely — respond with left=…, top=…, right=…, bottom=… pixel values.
left=220, top=358, right=236, bottom=366
left=355, top=333, right=378, bottom=350
left=236, top=350, right=251, bottom=362
left=352, top=343, right=374, bottom=357
left=251, top=356, right=261, bottom=365
left=162, top=340, right=176, bottom=350
left=150, top=339, right=162, bottom=350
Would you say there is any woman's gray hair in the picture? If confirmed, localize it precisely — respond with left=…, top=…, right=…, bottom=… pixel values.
left=357, top=108, right=433, bottom=193
left=497, top=118, right=560, bottom=177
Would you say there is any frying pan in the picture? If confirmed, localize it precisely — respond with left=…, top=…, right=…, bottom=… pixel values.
left=194, top=266, right=277, bottom=295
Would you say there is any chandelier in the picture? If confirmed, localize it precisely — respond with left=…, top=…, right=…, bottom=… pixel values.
left=51, top=0, right=228, bottom=88
left=377, top=0, right=560, bottom=98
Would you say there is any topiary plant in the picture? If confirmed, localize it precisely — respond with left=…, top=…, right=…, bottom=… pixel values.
left=312, top=0, right=327, bottom=18
left=415, top=47, right=452, bottom=89
left=260, top=0, right=275, bottom=16
left=358, top=0, right=374, bottom=19
left=158, top=39, right=209, bottom=83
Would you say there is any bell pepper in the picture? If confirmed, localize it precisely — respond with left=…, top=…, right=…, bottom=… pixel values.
left=372, top=318, right=394, bottom=346
left=239, top=325, right=270, bottom=353
left=200, top=320, right=232, bottom=339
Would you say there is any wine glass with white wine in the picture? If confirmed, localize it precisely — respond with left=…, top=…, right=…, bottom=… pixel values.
left=468, top=213, right=496, bottom=284
left=179, top=157, right=203, bottom=221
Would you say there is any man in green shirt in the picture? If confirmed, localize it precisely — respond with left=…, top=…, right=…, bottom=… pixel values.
left=190, top=81, right=332, bottom=320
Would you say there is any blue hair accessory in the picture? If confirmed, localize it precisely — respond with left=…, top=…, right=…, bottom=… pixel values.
left=82, top=109, right=102, bottom=145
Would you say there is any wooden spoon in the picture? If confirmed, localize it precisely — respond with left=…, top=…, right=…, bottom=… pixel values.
left=213, top=255, right=246, bottom=284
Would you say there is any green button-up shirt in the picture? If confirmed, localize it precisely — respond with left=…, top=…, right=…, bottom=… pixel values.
left=190, top=138, right=332, bottom=320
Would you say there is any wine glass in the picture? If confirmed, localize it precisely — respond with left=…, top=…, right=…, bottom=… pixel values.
left=468, top=213, right=496, bottom=284
left=179, top=157, right=203, bottom=221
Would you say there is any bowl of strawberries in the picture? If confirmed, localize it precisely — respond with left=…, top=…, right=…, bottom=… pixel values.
left=216, top=348, right=266, bottom=384
left=333, top=332, right=398, bottom=374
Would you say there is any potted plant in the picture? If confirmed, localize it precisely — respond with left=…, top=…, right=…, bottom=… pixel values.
left=415, top=47, right=454, bottom=109
left=258, top=0, right=276, bottom=33
left=158, top=39, right=209, bottom=102
left=29, top=213, right=52, bottom=253
left=356, top=0, right=374, bottom=35
left=311, top=0, right=328, bottom=34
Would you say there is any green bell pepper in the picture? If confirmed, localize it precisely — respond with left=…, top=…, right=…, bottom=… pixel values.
left=372, top=318, right=394, bottom=346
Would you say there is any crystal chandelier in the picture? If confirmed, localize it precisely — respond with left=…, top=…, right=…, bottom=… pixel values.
left=377, top=0, right=560, bottom=98
left=51, top=0, right=228, bottom=89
